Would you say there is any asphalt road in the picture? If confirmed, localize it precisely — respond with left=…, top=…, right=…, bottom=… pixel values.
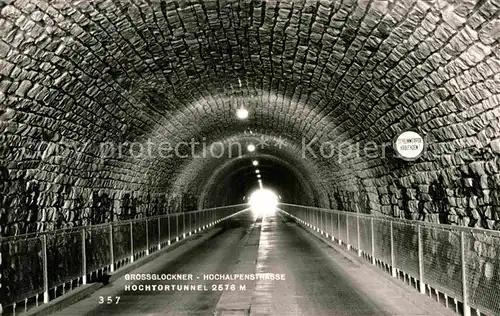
left=52, top=210, right=454, bottom=316
left=52, top=212, right=257, bottom=316
left=249, top=213, right=387, bottom=316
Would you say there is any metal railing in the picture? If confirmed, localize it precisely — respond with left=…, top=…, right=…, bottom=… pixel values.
left=0, top=204, right=248, bottom=315
left=279, top=203, right=500, bottom=316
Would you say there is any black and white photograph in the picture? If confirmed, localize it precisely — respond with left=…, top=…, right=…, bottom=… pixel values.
left=0, top=0, right=499, bottom=315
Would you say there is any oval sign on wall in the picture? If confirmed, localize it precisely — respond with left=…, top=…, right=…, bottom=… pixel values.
left=393, top=130, right=426, bottom=161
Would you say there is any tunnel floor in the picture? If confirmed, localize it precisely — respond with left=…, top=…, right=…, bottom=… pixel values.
left=51, top=211, right=455, bottom=316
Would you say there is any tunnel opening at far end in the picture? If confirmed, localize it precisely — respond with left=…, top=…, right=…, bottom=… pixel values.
left=248, top=188, right=279, bottom=218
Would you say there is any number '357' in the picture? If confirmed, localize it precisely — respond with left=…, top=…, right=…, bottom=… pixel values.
left=98, top=296, right=121, bottom=304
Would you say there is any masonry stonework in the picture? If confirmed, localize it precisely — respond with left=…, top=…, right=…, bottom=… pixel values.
left=0, top=0, right=499, bottom=237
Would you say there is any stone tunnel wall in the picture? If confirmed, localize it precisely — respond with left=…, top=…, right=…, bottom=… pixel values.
left=332, top=148, right=500, bottom=230
left=302, top=0, right=500, bottom=231
left=0, top=163, right=197, bottom=236
left=1, top=0, right=500, bottom=237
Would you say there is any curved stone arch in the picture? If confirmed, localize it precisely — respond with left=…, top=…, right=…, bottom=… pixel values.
left=1, top=0, right=500, bottom=236
left=195, top=153, right=322, bottom=209
left=166, top=133, right=328, bottom=195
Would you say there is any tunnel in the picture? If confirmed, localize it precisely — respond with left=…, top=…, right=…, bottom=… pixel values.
left=0, top=0, right=500, bottom=315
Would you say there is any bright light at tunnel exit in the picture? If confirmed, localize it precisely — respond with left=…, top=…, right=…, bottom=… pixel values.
left=248, top=188, right=279, bottom=218
left=236, top=108, right=249, bottom=119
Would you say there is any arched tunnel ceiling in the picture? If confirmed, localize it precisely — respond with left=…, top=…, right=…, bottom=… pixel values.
left=194, top=150, right=323, bottom=208
left=1, top=0, right=500, bottom=235
left=170, top=134, right=328, bottom=202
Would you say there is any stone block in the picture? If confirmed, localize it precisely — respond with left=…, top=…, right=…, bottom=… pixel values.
left=491, top=139, right=500, bottom=154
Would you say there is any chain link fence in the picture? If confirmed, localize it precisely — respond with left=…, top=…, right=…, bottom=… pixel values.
left=358, top=216, right=373, bottom=257
left=392, top=221, right=419, bottom=279
left=0, top=204, right=248, bottom=314
left=47, top=230, right=83, bottom=289
left=279, top=203, right=500, bottom=316
left=331, top=210, right=339, bottom=238
left=86, top=225, right=111, bottom=274
left=464, top=231, right=500, bottom=315
left=1, top=237, right=44, bottom=307
left=159, top=217, right=170, bottom=244
left=113, top=222, right=132, bottom=262
left=325, top=210, right=333, bottom=236
left=132, top=220, right=147, bottom=259
left=372, top=217, right=392, bottom=264
left=339, top=213, right=347, bottom=245
left=171, top=214, right=179, bottom=240
left=347, top=214, right=358, bottom=251
left=421, top=226, right=463, bottom=299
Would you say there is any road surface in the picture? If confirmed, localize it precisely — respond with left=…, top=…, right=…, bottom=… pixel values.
left=53, top=211, right=454, bottom=316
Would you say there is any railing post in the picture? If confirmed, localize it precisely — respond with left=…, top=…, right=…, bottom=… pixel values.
left=130, top=221, right=134, bottom=263
left=330, top=211, right=334, bottom=241
left=314, top=209, right=318, bottom=229
left=461, top=230, right=471, bottom=316
left=317, top=210, right=320, bottom=232
left=145, top=219, right=149, bottom=255
left=42, top=234, right=49, bottom=303
left=189, top=212, right=192, bottom=236
left=313, top=209, right=315, bottom=229
left=202, top=210, right=205, bottom=229
left=390, top=221, right=396, bottom=277
left=356, top=214, right=361, bottom=257
left=346, top=214, right=350, bottom=251
left=157, top=217, right=161, bottom=250
left=176, top=214, right=179, bottom=242
left=318, top=210, right=323, bottom=235
left=82, top=228, right=87, bottom=284
left=194, top=211, right=197, bottom=232
left=109, top=224, right=114, bottom=272
left=315, top=210, right=318, bottom=231
left=325, top=211, right=329, bottom=238
left=321, top=210, right=326, bottom=234
left=167, top=215, right=171, bottom=245
left=338, top=213, right=341, bottom=245
left=418, top=224, right=425, bottom=294
left=371, top=217, right=375, bottom=265
left=183, top=212, right=186, bottom=238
